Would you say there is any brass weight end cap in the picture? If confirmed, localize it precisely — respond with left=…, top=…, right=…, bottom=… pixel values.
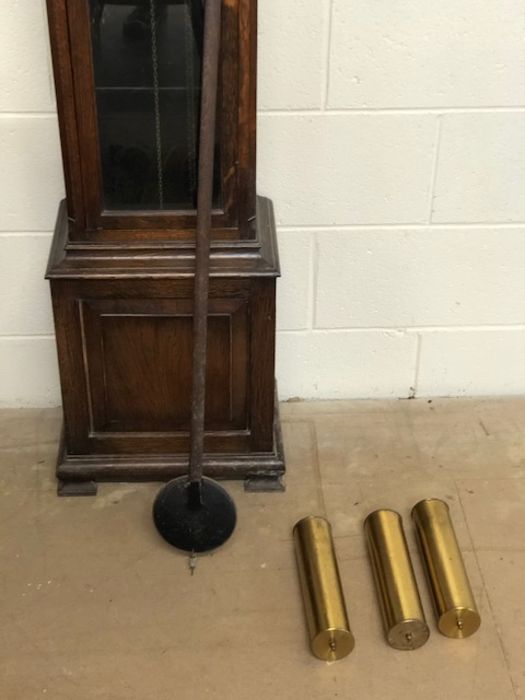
left=293, top=514, right=330, bottom=532
left=411, top=497, right=450, bottom=516
left=439, top=607, right=481, bottom=639
left=311, top=628, right=355, bottom=662
left=388, top=619, right=430, bottom=651
left=363, top=508, right=402, bottom=527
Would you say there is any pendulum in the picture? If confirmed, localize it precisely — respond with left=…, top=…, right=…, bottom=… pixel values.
left=152, top=0, right=237, bottom=555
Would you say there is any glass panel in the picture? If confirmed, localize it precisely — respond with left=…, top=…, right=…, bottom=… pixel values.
left=89, top=1, right=221, bottom=212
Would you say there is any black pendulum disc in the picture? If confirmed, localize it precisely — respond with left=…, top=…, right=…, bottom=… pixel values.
left=153, top=476, right=237, bottom=553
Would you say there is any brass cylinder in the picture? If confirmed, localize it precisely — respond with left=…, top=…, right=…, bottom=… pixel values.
left=364, top=509, right=430, bottom=650
left=293, top=516, right=355, bottom=661
left=412, top=499, right=481, bottom=639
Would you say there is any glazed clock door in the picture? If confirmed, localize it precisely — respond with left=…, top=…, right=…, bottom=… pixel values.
left=61, top=0, right=256, bottom=239
left=89, top=0, right=218, bottom=213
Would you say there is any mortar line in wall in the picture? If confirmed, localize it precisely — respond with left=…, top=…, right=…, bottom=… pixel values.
left=427, top=116, right=443, bottom=224
left=4, top=106, right=525, bottom=119
left=259, top=106, right=525, bottom=116
left=309, top=235, right=319, bottom=329
left=411, top=334, right=422, bottom=398
left=423, top=220, right=525, bottom=227
left=406, top=324, right=525, bottom=333
left=276, top=222, right=525, bottom=231
left=0, top=112, right=57, bottom=118
left=0, top=231, right=53, bottom=237
left=280, top=324, right=525, bottom=335
left=0, top=334, right=55, bottom=340
left=321, top=0, right=334, bottom=110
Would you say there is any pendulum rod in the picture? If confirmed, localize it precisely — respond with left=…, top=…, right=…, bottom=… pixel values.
left=188, top=0, right=222, bottom=502
left=152, top=0, right=236, bottom=555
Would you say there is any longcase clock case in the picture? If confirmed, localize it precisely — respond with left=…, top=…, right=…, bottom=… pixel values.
left=45, top=0, right=285, bottom=495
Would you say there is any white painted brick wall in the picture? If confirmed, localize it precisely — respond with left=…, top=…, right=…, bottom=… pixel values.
left=258, top=113, right=438, bottom=225
left=1, top=0, right=524, bottom=406
left=328, top=0, right=525, bottom=109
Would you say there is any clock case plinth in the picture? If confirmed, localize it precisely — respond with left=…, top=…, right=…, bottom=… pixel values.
left=47, top=197, right=285, bottom=495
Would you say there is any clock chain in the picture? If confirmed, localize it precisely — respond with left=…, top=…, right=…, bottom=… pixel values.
left=149, top=0, right=164, bottom=209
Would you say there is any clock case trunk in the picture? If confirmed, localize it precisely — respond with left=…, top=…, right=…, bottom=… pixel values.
left=45, top=0, right=285, bottom=494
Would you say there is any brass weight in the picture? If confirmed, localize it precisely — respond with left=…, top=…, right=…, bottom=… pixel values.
left=293, top=516, right=355, bottom=661
left=364, top=510, right=430, bottom=650
left=412, top=499, right=481, bottom=639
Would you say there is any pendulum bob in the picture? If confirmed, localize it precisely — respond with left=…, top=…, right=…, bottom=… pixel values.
left=153, top=476, right=237, bottom=553
left=293, top=516, right=355, bottom=661
left=412, top=499, right=481, bottom=639
left=364, top=510, right=430, bottom=650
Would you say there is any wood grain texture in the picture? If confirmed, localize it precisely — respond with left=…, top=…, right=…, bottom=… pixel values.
left=45, top=0, right=85, bottom=232
left=47, top=197, right=280, bottom=279
left=47, top=0, right=257, bottom=240
left=56, top=396, right=285, bottom=483
left=65, top=0, right=104, bottom=233
left=51, top=272, right=270, bottom=456
left=46, top=1, right=283, bottom=486
left=81, top=296, right=248, bottom=433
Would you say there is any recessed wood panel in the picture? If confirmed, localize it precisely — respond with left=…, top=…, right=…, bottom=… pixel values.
left=50, top=271, right=277, bottom=464
left=81, top=297, right=248, bottom=433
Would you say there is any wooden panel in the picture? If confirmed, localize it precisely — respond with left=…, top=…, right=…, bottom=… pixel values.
left=81, top=297, right=248, bottom=434
left=50, top=280, right=91, bottom=452
left=249, top=278, right=276, bottom=451
left=237, top=0, right=257, bottom=229
left=45, top=0, right=85, bottom=232
left=51, top=272, right=277, bottom=462
left=64, top=0, right=103, bottom=232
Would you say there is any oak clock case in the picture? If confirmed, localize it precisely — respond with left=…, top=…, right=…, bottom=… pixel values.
left=46, top=0, right=284, bottom=495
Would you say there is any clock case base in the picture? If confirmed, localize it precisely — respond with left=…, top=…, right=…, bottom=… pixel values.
left=47, top=196, right=285, bottom=495
left=55, top=400, right=285, bottom=497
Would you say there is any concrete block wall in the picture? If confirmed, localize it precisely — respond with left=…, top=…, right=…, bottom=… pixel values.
left=1, top=0, right=524, bottom=406
left=259, top=0, right=525, bottom=400
left=1, top=2, right=63, bottom=407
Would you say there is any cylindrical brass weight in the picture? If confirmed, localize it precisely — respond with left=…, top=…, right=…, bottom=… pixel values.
left=364, top=510, right=430, bottom=650
left=412, top=499, right=481, bottom=639
left=293, top=516, right=355, bottom=661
